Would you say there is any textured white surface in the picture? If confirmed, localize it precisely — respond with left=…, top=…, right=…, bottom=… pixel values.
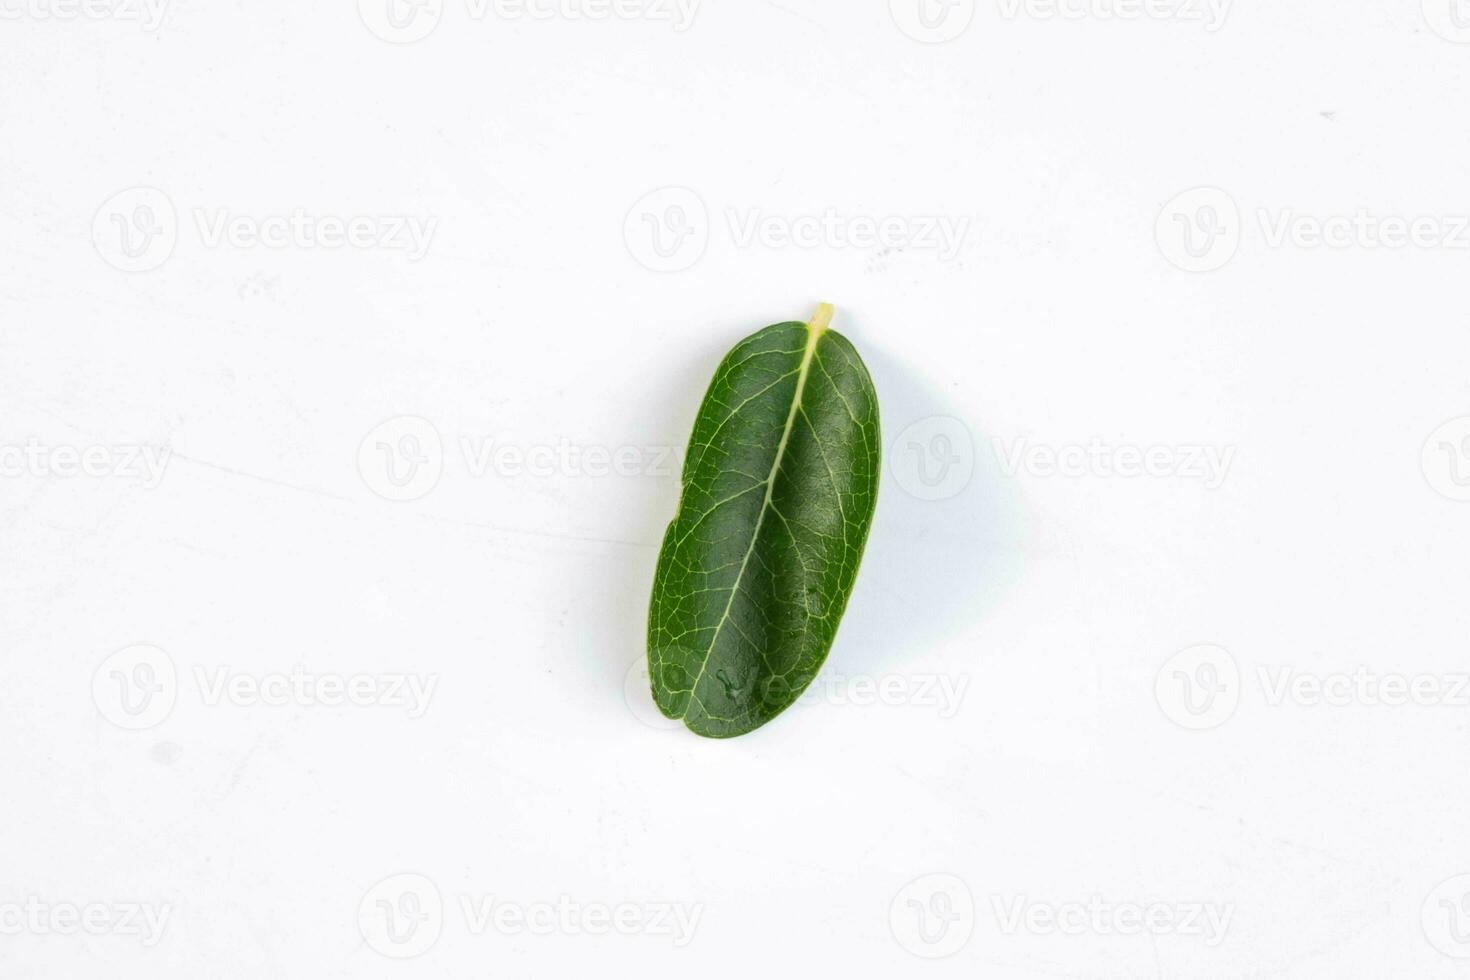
left=3, top=2, right=1470, bottom=977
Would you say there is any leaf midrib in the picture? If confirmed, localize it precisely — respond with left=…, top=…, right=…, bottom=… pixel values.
left=680, top=306, right=832, bottom=719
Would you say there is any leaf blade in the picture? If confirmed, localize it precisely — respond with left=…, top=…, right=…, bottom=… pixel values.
left=648, top=306, right=880, bottom=738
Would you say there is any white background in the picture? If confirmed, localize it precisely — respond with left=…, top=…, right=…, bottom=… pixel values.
left=4, top=0, right=1470, bottom=977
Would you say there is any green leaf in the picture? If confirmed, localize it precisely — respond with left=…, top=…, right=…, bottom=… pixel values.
left=647, top=304, right=881, bottom=738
